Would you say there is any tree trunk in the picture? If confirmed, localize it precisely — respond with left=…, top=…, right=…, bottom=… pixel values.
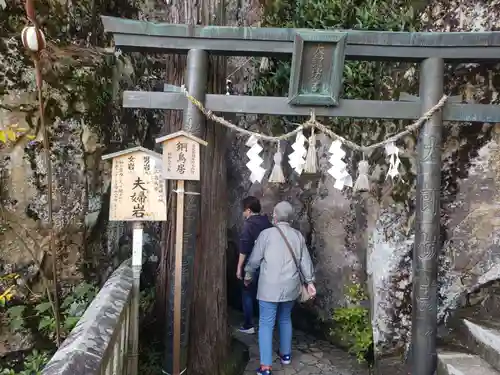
left=189, top=107, right=229, bottom=375
left=188, top=51, right=230, bottom=375
left=152, top=0, right=230, bottom=373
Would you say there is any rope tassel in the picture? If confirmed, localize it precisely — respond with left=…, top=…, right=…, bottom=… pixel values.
left=268, top=143, right=285, bottom=184
left=354, top=160, right=370, bottom=192
left=304, top=128, right=317, bottom=174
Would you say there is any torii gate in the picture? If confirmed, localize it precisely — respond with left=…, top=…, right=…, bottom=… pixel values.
left=101, top=16, right=500, bottom=375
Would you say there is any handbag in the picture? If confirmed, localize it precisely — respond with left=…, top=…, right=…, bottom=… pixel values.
left=275, top=225, right=313, bottom=303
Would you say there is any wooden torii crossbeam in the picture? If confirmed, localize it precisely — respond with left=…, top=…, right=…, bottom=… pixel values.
left=102, top=15, right=500, bottom=375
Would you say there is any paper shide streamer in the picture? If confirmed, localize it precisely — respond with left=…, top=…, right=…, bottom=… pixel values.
left=327, top=140, right=353, bottom=190
left=288, top=131, right=307, bottom=175
left=179, top=85, right=448, bottom=189
left=268, top=142, right=285, bottom=183
left=246, top=135, right=266, bottom=183
left=354, top=159, right=370, bottom=192
left=304, top=128, right=318, bottom=174
left=385, top=141, right=402, bottom=179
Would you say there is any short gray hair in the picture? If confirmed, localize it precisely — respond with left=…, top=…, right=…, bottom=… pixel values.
left=273, top=201, right=294, bottom=222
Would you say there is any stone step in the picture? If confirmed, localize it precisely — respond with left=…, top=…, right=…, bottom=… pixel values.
left=437, top=351, right=500, bottom=375
left=461, top=319, right=500, bottom=371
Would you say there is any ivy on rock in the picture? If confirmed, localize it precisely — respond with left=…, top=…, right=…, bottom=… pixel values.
left=252, top=0, right=424, bottom=200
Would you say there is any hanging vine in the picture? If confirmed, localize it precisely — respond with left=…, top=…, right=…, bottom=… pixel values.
left=21, top=0, right=62, bottom=346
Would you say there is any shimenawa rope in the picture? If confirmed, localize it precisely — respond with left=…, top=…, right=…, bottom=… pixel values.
left=179, top=84, right=448, bottom=154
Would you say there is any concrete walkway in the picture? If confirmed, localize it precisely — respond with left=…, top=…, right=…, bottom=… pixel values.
left=231, top=311, right=370, bottom=375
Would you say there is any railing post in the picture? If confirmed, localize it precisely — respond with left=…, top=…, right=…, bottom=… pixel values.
left=164, top=49, right=208, bottom=375
left=129, top=222, right=143, bottom=375
left=411, top=57, right=444, bottom=375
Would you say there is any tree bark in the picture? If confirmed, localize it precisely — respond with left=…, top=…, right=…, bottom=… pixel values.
left=152, top=0, right=230, bottom=373
left=189, top=106, right=229, bottom=375
left=188, top=43, right=229, bottom=375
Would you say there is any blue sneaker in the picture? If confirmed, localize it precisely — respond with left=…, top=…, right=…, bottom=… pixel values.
left=256, top=368, right=272, bottom=375
left=279, top=354, right=291, bottom=365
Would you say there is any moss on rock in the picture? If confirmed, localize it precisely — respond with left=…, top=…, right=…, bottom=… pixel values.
left=0, top=0, right=164, bottom=287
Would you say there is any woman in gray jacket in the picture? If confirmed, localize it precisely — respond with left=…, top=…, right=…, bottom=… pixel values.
left=244, top=201, right=316, bottom=375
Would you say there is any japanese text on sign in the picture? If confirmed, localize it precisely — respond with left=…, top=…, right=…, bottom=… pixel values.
left=109, top=151, right=167, bottom=221
left=161, top=136, right=201, bottom=181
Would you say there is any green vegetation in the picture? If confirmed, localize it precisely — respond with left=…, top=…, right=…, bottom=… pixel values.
left=0, top=282, right=97, bottom=373
left=0, top=283, right=162, bottom=374
left=138, top=287, right=163, bottom=375
left=332, top=283, right=373, bottom=364
left=254, top=0, right=421, bottom=100
left=253, top=0, right=424, bottom=199
left=6, top=282, right=97, bottom=340
left=0, top=350, right=49, bottom=375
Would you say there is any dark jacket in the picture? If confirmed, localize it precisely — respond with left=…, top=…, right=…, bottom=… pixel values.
left=239, top=214, right=273, bottom=259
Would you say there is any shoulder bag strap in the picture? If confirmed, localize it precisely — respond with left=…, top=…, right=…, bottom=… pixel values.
left=275, top=225, right=305, bottom=284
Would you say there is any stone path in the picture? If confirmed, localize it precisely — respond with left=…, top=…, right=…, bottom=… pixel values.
left=230, top=311, right=370, bottom=375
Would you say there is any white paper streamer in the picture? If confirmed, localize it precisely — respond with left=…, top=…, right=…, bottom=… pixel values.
left=304, top=128, right=317, bottom=174
left=246, top=135, right=266, bottom=183
left=385, top=141, right=401, bottom=179
left=268, top=143, right=285, bottom=183
left=353, top=160, right=370, bottom=192
left=288, top=131, right=307, bottom=175
left=327, top=140, right=352, bottom=190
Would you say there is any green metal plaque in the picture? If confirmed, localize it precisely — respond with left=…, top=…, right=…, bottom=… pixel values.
left=288, top=31, right=347, bottom=106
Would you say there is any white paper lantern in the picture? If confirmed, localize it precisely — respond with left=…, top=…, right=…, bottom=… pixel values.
left=21, top=26, right=46, bottom=52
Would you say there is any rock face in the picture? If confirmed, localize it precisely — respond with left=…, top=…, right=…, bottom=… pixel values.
left=0, top=0, right=164, bottom=357
left=1, top=0, right=258, bottom=362
left=367, top=1, right=500, bottom=359
left=226, top=0, right=500, bottom=363
left=2, top=0, right=500, bottom=368
left=0, top=0, right=165, bottom=285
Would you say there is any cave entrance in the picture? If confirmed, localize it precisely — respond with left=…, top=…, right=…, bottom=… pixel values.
left=101, top=17, right=500, bottom=375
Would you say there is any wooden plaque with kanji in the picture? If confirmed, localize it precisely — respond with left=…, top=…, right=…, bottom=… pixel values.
left=156, top=131, right=208, bottom=181
left=103, top=147, right=167, bottom=221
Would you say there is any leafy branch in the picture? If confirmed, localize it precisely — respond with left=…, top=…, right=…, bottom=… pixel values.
left=6, top=282, right=97, bottom=343
left=332, top=283, right=373, bottom=364
left=0, top=209, right=59, bottom=343
left=0, top=349, right=49, bottom=375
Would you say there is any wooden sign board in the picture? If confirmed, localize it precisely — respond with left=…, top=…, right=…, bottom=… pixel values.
left=102, top=147, right=167, bottom=221
left=156, top=130, right=208, bottom=181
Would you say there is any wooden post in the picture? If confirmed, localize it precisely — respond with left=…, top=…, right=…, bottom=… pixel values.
left=102, top=147, right=167, bottom=375
left=173, top=180, right=185, bottom=375
left=130, top=221, right=143, bottom=375
left=156, top=131, right=208, bottom=375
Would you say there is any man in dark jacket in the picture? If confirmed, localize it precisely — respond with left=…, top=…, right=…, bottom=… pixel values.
left=236, top=196, right=272, bottom=334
